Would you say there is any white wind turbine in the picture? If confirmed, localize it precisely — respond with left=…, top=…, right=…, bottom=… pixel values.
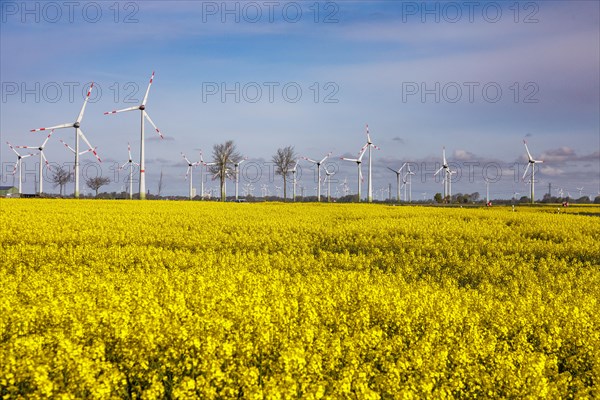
left=512, top=187, right=520, bottom=201
left=17, top=129, right=54, bottom=194
left=434, top=147, right=451, bottom=199
left=448, top=169, right=457, bottom=198
left=261, top=184, right=269, bottom=198
left=577, top=187, right=584, bottom=197
left=6, top=141, right=37, bottom=195
left=302, top=152, right=331, bottom=202
left=199, top=150, right=215, bottom=199
left=323, top=165, right=335, bottom=202
left=364, top=124, right=380, bottom=203
left=182, top=152, right=200, bottom=200
left=234, top=158, right=247, bottom=201
left=104, top=72, right=165, bottom=200
left=31, top=82, right=100, bottom=198
left=290, top=159, right=300, bottom=202
left=341, top=145, right=368, bottom=202
left=387, top=163, right=407, bottom=202
left=120, top=142, right=140, bottom=199
left=340, top=177, right=350, bottom=196
left=405, top=164, right=415, bottom=202
left=522, top=140, right=543, bottom=204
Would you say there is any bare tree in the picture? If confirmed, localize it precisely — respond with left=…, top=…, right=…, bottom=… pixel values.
left=272, top=146, right=296, bottom=201
left=52, top=167, right=73, bottom=196
left=209, top=140, right=242, bottom=202
left=157, top=169, right=164, bottom=197
left=86, top=176, right=110, bottom=197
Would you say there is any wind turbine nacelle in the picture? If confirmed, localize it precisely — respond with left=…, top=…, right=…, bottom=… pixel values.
left=73, top=122, right=80, bottom=128
left=139, top=105, right=146, bottom=110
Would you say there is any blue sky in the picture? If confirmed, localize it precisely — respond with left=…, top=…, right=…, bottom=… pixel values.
left=1, top=0, right=599, bottom=199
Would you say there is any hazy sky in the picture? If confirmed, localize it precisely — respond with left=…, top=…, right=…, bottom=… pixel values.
left=1, top=0, right=599, bottom=199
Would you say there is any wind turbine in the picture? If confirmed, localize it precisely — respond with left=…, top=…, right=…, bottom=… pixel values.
left=405, top=164, right=415, bottom=202
left=364, top=124, right=380, bottom=202
left=387, top=163, right=407, bottom=202
left=182, top=152, right=200, bottom=200
left=120, top=142, right=140, bottom=199
left=522, top=140, right=543, bottom=204
left=6, top=141, right=37, bottom=195
left=340, top=177, right=350, bottom=196
left=577, top=187, right=584, bottom=197
left=302, top=152, right=331, bottom=202
left=261, top=184, right=269, bottom=198
left=434, top=147, right=450, bottom=199
left=31, top=82, right=100, bottom=198
left=290, top=160, right=300, bottom=202
left=324, top=165, right=335, bottom=202
left=341, top=145, right=368, bottom=202
left=104, top=72, right=165, bottom=200
left=17, top=129, right=54, bottom=194
left=234, top=158, right=247, bottom=201
left=199, top=150, right=215, bottom=199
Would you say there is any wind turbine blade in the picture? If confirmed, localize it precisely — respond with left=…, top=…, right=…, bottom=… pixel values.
left=128, top=142, right=133, bottom=160
left=41, top=129, right=55, bottom=148
left=359, top=167, right=364, bottom=182
left=78, top=129, right=102, bottom=162
left=104, top=106, right=139, bottom=115
left=41, top=152, right=52, bottom=170
left=21, top=152, right=39, bottom=159
left=365, top=124, right=371, bottom=143
left=59, top=139, right=75, bottom=153
left=181, top=152, right=192, bottom=165
left=302, top=156, right=317, bottom=164
left=387, top=167, right=398, bottom=174
left=142, top=71, right=155, bottom=106
left=442, top=147, right=447, bottom=165
left=31, top=123, right=72, bottom=132
left=371, top=144, right=381, bottom=151
left=16, top=145, right=38, bottom=150
left=143, top=112, right=163, bottom=139
left=341, top=157, right=358, bottom=162
left=522, top=163, right=530, bottom=180
left=434, top=167, right=444, bottom=176
left=6, top=142, right=21, bottom=156
left=76, top=82, right=94, bottom=123
left=119, top=162, right=128, bottom=170
left=185, top=166, right=191, bottom=180
left=319, top=152, right=332, bottom=164
left=523, top=140, right=533, bottom=161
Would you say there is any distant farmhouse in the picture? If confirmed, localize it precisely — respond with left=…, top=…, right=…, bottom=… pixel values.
left=0, top=186, right=18, bottom=197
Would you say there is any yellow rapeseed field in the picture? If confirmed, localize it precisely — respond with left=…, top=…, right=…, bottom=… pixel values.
left=1, top=199, right=599, bottom=398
